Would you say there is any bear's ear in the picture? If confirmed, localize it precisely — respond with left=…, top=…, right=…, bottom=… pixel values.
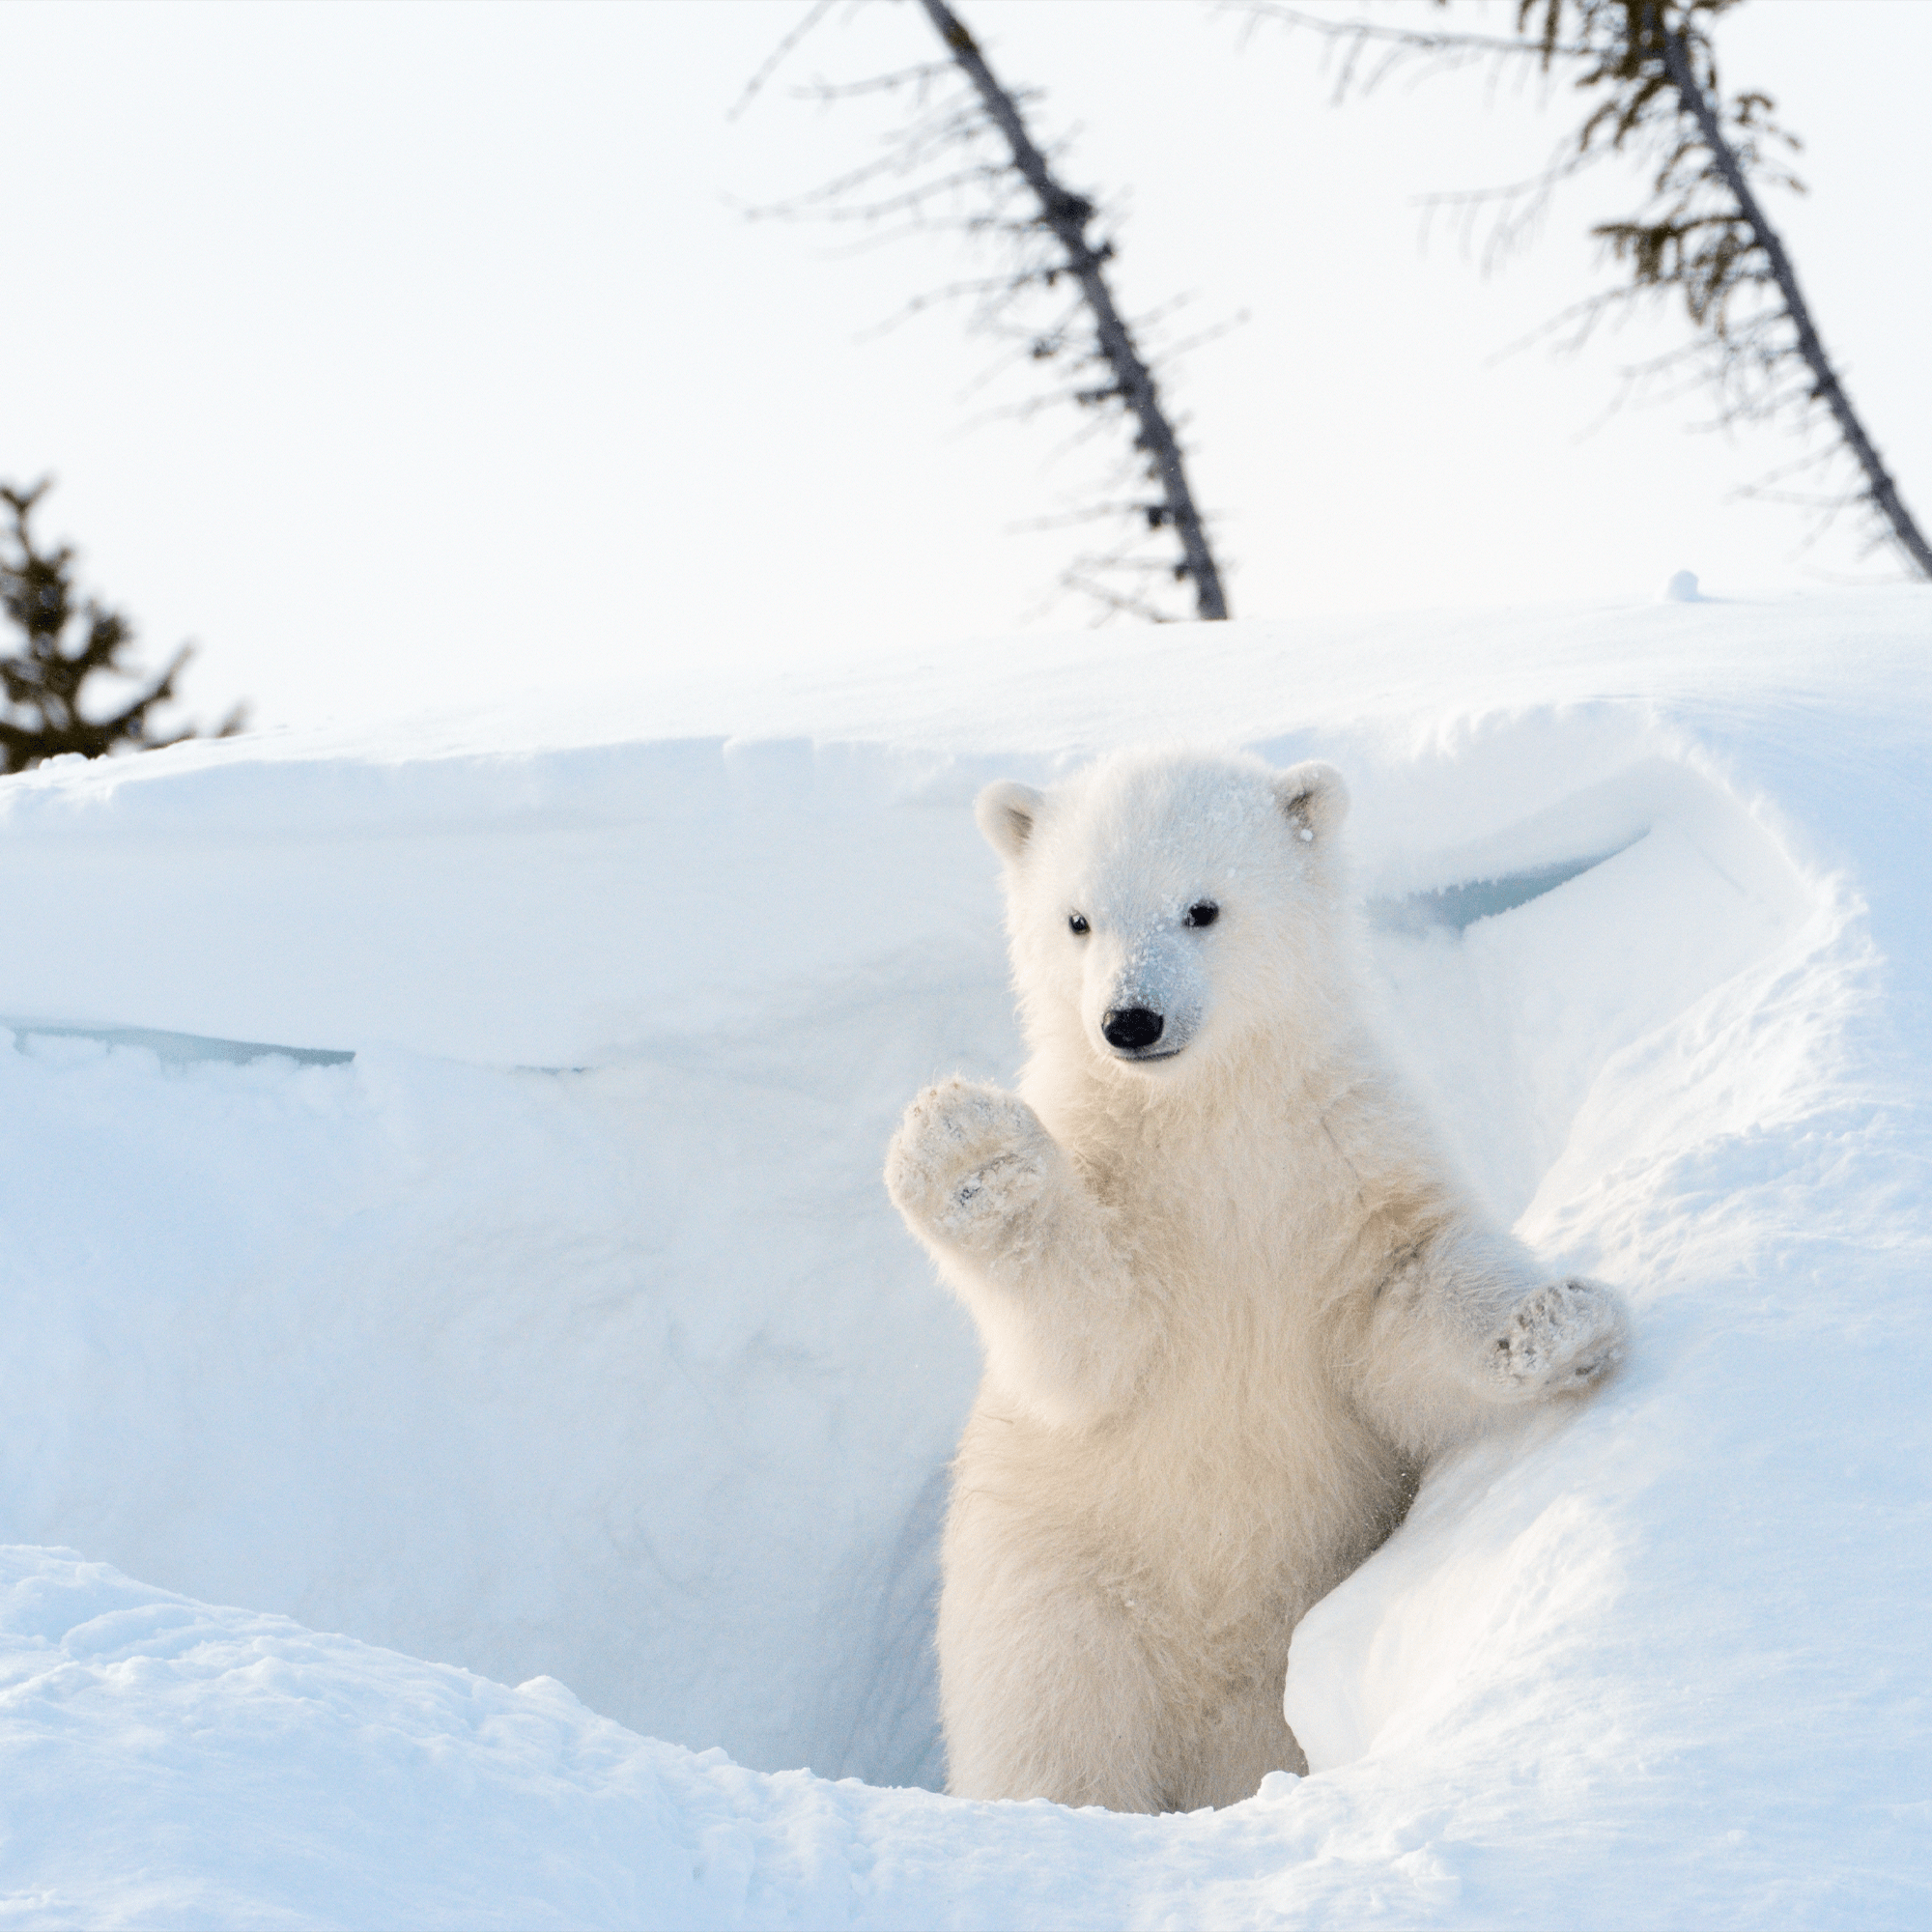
left=1272, top=761, right=1350, bottom=844
left=976, top=780, right=1045, bottom=863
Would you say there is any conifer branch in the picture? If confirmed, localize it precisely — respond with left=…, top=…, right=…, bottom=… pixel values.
left=1655, top=21, right=1930, bottom=575
left=1250, top=0, right=1931, bottom=579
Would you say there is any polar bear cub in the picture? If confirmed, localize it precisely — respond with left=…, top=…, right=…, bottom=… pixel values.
left=885, top=747, right=1626, bottom=1813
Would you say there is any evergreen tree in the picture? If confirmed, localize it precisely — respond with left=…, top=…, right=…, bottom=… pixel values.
left=0, top=477, right=243, bottom=776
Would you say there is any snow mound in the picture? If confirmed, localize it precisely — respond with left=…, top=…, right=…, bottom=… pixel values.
left=1, top=586, right=1928, bottom=1925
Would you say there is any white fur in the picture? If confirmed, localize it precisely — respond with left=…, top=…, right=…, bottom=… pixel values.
left=885, top=747, right=1627, bottom=1813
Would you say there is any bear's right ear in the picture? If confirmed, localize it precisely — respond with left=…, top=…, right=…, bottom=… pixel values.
left=1272, top=761, right=1350, bottom=844
left=976, top=780, right=1045, bottom=864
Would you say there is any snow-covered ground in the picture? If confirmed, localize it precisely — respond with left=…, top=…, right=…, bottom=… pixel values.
left=1, top=588, right=1928, bottom=1927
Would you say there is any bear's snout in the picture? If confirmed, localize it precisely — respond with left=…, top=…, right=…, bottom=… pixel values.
left=1102, top=1007, right=1166, bottom=1053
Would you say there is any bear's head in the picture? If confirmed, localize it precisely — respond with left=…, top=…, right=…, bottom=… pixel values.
left=976, top=748, right=1352, bottom=1085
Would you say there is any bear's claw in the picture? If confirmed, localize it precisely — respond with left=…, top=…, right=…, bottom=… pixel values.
left=885, top=1077, right=1053, bottom=1246
left=1487, top=1277, right=1628, bottom=1399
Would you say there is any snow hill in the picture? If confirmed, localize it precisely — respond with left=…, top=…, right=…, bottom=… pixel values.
left=1, top=588, right=1927, bottom=1927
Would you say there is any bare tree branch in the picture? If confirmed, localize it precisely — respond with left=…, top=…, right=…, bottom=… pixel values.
left=728, top=0, right=838, bottom=123
left=1656, top=20, right=1931, bottom=574
left=913, top=0, right=1228, bottom=619
left=743, top=0, right=1232, bottom=623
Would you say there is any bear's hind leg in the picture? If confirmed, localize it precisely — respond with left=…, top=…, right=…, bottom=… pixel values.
left=939, top=1580, right=1178, bottom=1812
left=1168, top=1684, right=1307, bottom=1811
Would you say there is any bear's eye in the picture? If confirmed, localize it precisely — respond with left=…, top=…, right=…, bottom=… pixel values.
left=1067, top=912, right=1091, bottom=936
left=1183, top=901, right=1220, bottom=929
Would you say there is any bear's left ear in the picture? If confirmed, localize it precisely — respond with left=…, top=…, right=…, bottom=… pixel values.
left=976, top=780, right=1046, bottom=864
left=1272, top=761, right=1350, bottom=844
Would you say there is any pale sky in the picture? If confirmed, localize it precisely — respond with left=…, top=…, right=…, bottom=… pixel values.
left=4, top=0, right=1927, bottom=733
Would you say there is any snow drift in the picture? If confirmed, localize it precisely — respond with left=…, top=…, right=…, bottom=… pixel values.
left=0, top=587, right=1927, bottom=1926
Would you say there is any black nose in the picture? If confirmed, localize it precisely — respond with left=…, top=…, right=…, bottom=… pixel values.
left=1102, top=1007, right=1165, bottom=1051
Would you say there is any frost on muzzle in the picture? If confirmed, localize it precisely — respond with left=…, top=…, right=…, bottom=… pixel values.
left=1090, top=918, right=1208, bottom=1063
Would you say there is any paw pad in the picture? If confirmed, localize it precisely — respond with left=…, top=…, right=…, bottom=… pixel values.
left=885, top=1079, right=1052, bottom=1244
left=1488, top=1278, right=1628, bottom=1400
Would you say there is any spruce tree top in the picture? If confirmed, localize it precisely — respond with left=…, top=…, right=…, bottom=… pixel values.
left=0, top=478, right=240, bottom=776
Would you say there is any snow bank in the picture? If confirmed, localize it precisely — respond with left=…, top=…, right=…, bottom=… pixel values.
left=1, top=587, right=1928, bottom=1925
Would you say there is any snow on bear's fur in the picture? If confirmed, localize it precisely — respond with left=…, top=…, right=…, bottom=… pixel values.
left=885, top=747, right=1628, bottom=1813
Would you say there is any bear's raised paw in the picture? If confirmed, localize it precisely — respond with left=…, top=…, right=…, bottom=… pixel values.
left=885, top=1078, right=1054, bottom=1248
left=1486, top=1277, right=1628, bottom=1401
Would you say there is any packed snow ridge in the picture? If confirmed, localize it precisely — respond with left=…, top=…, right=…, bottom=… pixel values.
left=0, top=588, right=1927, bottom=1927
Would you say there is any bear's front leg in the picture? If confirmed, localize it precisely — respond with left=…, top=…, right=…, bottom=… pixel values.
left=1350, top=1220, right=1629, bottom=1456
left=886, top=1078, right=1150, bottom=1426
